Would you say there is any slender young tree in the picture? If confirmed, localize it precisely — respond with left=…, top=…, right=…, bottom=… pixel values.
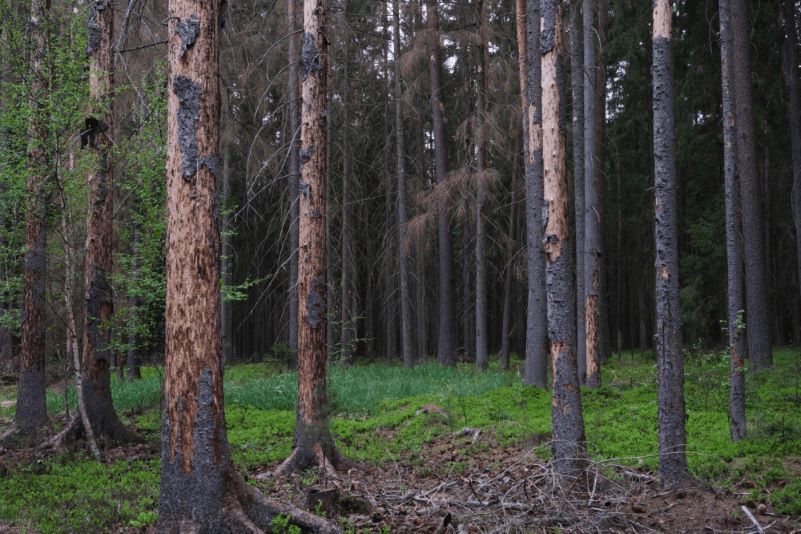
left=428, top=0, right=456, bottom=367
left=582, top=0, right=602, bottom=388
left=652, top=0, right=691, bottom=487
left=720, top=0, right=746, bottom=442
left=15, top=0, right=49, bottom=435
left=518, top=0, right=548, bottom=388
left=220, top=143, right=233, bottom=365
left=474, top=0, right=489, bottom=370
left=287, top=0, right=300, bottom=366
left=569, top=0, right=585, bottom=382
left=340, top=0, right=354, bottom=365
left=783, top=0, right=801, bottom=323
left=81, top=0, right=129, bottom=441
left=393, top=0, right=414, bottom=367
left=541, top=0, right=586, bottom=475
left=278, top=0, right=349, bottom=474
left=731, top=0, right=772, bottom=371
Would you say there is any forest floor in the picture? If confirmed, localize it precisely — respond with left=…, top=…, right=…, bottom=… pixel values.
left=0, top=349, right=800, bottom=533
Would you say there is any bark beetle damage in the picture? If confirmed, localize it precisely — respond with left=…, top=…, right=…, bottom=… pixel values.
left=300, top=146, right=314, bottom=164
left=659, top=264, right=669, bottom=280
left=177, top=15, right=200, bottom=59
left=585, top=294, right=598, bottom=376
left=527, top=104, right=542, bottom=159
left=199, top=154, right=221, bottom=179
left=305, top=276, right=326, bottom=328
left=540, top=1, right=558, bottom=54
left=172, top=75, right=201, bottom=181
left=86, top=267, right=113, bottom=363
left=86, top=1, right=109, bottom=56
left=549, top=341, right=565, bottom=408
left=652, top=0, right=672, bottom=40
left=301, top=32, right=321, bottom=79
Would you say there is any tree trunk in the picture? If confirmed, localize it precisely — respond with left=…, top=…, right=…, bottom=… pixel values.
left=287, top=0, right=300, bottom=368
left=429, top=0, right=456, bottom=366
left=519, top=0, right=548, bottom=387
left=474, top=0, right=489, bottom=371
left=582, top=0, right=602, bottom=388
left=0, top=29, right=13, bottom=377
left=340, top=0, right=354, bottom=365
left=720, top=0, right=746, bottom=442
left=569, top=0, right=586, bottom=382
left=80, top=0, right=130, bottom=441
left=16, top=0, right=49, bottom=435
left=541, top=0, right=586, bottom=477
left=278, top=0, right=348, bottom=475
left=221, top=144, right=233, bottom=366
left=731, top=0, right=772, bottom=371
left=127, top=227, right=142, bottom=380
left=394, top=0, right=414, bottom=368
left=500, top=147, right=520, bottom=370
left=652, top=0, right=691, bottom=488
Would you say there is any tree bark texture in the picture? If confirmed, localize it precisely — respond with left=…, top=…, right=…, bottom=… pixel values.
left=288, top=0, right=300, bottom=367
left=541, top=0, right=586, bottom=477
left=428, top=0, right=456, bottom=366
left=16, top=0, right=49, bottom=434
left=340, top=0, right=354, bottom=365
left=394, top=0, right=414, bottom=368
left=720, top=0, right=746, bottom=442
left=520, top=0, right=548, bottom=388
left=474, top=0, right=489, bottom=371
left=652, top=0, right=691, bottom=488
left=221, top=144, right=233, bottom=365
left=731, top=0, right=772, bottom=371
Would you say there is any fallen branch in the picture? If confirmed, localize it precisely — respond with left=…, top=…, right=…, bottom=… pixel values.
left=741, top=505, right=765, bottom=534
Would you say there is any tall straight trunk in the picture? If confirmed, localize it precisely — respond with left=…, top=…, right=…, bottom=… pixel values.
left=652, top=0, right=690, bottom=488
left=394, top=0, right=414, bottom=367
left=127, top=227, right=142, bottom=379
left=474, top=0, right=489, bottom=370
left=0, top=28, right=13, bottom=375
left=569, top=0, right=585, bottom=381
left=721, top=0, right=746, bottom=441
left=325, top=74, right=334, bottom=360
left=461, top=235, right=472, bottom=355
left=783, top=1, right=801, bottom=335
left=428, top=0, right=456, bottom=366
left=287, top=0, right=300, bottom=367
left=417, top=248, right=428, bottom=358
left=16, top=0, right=49, bottom=434
left=731, top=0, right=771, bottom=371
left=220, top=144, right=233, bottom=365
left=541, top=0, right=586, bottom=477
left=518, top=0, right=548, bottom=387
left=340, top=0, right=354, bottom=364
left=500, top=149, right=520, bottom=369
left=81, top=0, right=128, bottom=440
left=582, top=0, right=601, bottom=388
left=278, top=0, right=347, bottom=474
left=159, top=0, right=229, bottom=527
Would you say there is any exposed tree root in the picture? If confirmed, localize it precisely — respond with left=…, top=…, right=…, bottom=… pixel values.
left=275, top=441, right=355, bottom=478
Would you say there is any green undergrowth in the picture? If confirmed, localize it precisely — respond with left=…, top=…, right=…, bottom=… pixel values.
left=2, top=349, right=800, bottom=532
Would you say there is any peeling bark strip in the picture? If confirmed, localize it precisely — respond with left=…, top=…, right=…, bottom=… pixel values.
left=86, top=1, right=109, bottom=56
left=173, top=75, right=201, bottom=180
left=541, top=0, right=586, bottom=477
left=177, top=14, right=200, bottom=58
left=652, top=0, right=690, bottom=489
left=521, top=0, right=548, bottom=388
left=301, top=32, right=321, bottom=79
left=719, top=0, right=746, bottom=442
left=16, top=0, right=49, bottom=434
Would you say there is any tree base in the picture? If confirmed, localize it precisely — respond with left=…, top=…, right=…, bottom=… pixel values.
left=275, top=441, right=355, bottom=478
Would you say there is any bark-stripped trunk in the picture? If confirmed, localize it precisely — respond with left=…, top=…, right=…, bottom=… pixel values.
left=474, top=0, right=489, bottom=371
left=16, top=0, right=49, bottom=434
left=720, top=0, right=746, bottom=442
left=783, top=1, right=801, bottom=346
left=652, top=0, right=690, bottom=488
left=287, top=0, right=300, bottom=368
left=278, top=0, right=347, bottom=474
left=541, top=0, right=586, bottom=476
left=159, top=0, right=229, bottom=528
left=81, top=0, right=128, bottom=441
left=429, top=1, right=456, bottom=366
left=519, top=0, right=548, bottom=387
left=582, top=0, right=601, bottom=388
left=731, top=0, right=771, bottom=371
left=221, top=144, right=233, bottom=365
left=340, top=0, right=354, bottom=365
left=394, top=0, right=414, bottom=367
left=569, top=0, right=585, bottom=381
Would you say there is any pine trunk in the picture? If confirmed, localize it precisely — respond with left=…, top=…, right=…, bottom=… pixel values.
left=127, top=228, right=142, bottom=379
left=16, top=0, right=49, bottom=434
left=287, top=0, right=300, bottom=367
left=731, top=0, right=772, bottom=371
left=652, top=0, right=691, bottom=488
left=429, top=1, right=456, bottom=366
left=340, top=0, right=354, bottom=365
left=474, top=0, right=489, bottom=370
left=541, top=0, right=586, bottom=476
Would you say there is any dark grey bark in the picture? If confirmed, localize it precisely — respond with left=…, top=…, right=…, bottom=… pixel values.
left=583, top=0, right=601, bottom=388
left=652, top=0, right=691, bottom=488
left=287, top=0, right=300, bottom=367
left=521, top=0, right=548, bottom=388
left=340, top=0, right=354, bottom=365
left=428, top=0, right=456, bottom=366
left=731, top=0, right=772, bottom=371
left=500, top=149, right=520, bottom=370
left=541, top=0, right=586, bottom=477
left=474, top=0, right=489, bottom=371
left=720, top=0, right=746, bottom=442
left=569, top=0, right=585, bottom=382
left=393, top=0, right=414, bottom=367
left=221, top=144, right=233, bottom=366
